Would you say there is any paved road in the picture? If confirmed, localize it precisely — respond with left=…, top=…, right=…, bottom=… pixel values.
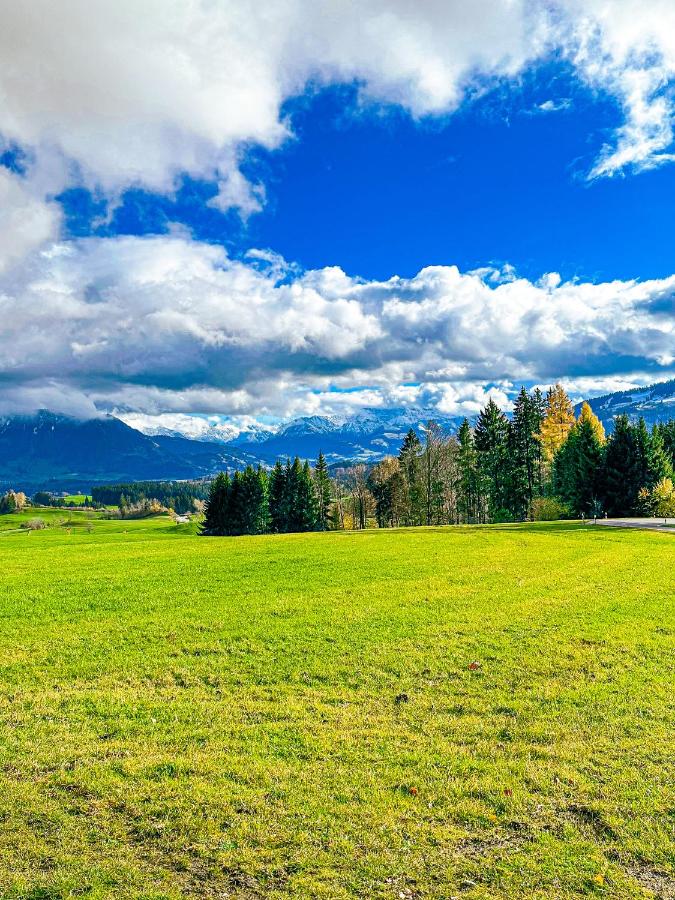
left=591, top=517, right=675, bottom=534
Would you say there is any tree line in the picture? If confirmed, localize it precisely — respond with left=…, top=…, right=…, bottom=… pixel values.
left=202, top=455, right=332, bottom=535
left=363, top=387, right=675, bottom=526
left=202, top=385, right=675, bottom=536
left=92, top=480, right=210, bottom=514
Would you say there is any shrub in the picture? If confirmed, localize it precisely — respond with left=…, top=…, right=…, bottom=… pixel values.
left=21, top=517, right=47, bottom=530
left=529, top=497, right=571, bottom=521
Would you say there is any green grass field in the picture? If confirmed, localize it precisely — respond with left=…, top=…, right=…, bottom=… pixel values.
left=0, top=514, right=673, bottom=899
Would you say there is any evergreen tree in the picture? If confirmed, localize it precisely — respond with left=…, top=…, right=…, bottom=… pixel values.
left=506, top=387, right=542, bottom=519
left=457, top=419, right=480, bottom=522
left=294, top=461, right=318, bottom=531
left=235, top=465, right=268, bottom=534
left=474, top=399, right=509, bottom=519
left=268, top=460, right=287, bottom=533
left=537, top=383, right=575, bottom=462
left=398, top=428, right=423, bottom=525
left=226, top=470, right=245, bottom=534
left=314, top=451, right=332, bottom=530
left=632, top=418, right=672, bottom=491
left=655, top=421, right=675, bottom=467
left=284, top=458, right=303, bottom=531
left=553, top=419, right=603, bottom=515
left=603, top=415, right=641, bottom=515
left=571, top=418, right=604, bottom=515
left=201, top=472, right=230, bottom=535
left=646, top=425, right=673, bottom=486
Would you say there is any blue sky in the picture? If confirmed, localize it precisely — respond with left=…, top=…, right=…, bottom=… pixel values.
left=0, top=1, right=674, bottom=429
left=59, top=63, right=674, bottom=285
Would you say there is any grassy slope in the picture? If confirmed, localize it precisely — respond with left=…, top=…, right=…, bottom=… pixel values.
left=0, top=517, right=673, bottom=899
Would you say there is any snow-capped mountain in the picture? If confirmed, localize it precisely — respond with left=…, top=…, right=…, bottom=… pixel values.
left=118, top=412, right=277, bottom=445
left=576, top=378, right=675, bottom=430
left=125, top=407, right=465, bottom=463
left=226, top=407, right=465, bottom=464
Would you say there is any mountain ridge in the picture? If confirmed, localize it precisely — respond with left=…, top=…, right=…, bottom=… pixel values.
left=2, top=378, right=674, bottom=490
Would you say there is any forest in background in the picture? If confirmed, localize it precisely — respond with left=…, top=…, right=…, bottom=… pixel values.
left=201, top=385, right=675, bottom=536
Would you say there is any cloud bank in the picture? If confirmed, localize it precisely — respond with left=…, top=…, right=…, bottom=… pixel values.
left=0, top=233, right=672, bottom=420
left=1, top=1, right=674, bottom=424
left=2, top=0, right=675, bottom=208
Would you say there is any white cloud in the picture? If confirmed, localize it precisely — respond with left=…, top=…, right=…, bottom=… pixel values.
left=0, top=234, right=672, bottom=419
left=0, top=169, right=61, bottom=273
left=1, top=2, right=675, bottom=425
left=2, top=0, right=675, bottom=212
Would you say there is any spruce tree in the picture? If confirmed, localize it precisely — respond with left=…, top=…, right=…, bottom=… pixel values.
left=507, top=387, right=541, bottom=519
left=457, top=419, right=479, bottom=523
left=314, top=451, right=332, bottom=530
left=474, top=399, right=509, bottom=519
left=201, top=472, right=230, bottom=535
left=268, top=461, right=286, bottom=532
left=656, top=421, right=675, bottom=467
left=285, top=458, right=303, bottom=531
left=296, top=461, right=318, bottom=531
left=398, top=428, right=423, bottom=526
left=227, top=470, right=244, bottom=535
left=603, top=415, right=641, bottom=515
left=571, top=418, right=604, bottom=515
left=646, top=425, right=673, bottom=486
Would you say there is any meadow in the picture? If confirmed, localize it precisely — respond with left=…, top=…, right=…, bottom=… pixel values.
left=0, top=513, right=673, bottom=899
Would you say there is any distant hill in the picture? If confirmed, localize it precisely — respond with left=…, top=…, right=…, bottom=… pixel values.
left=0, top=411, right=248, bottom=491
left=574, top=378, right=675, bottom=430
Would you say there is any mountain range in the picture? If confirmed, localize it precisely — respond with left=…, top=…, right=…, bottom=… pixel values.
left=575, top=378, right=675, bottom=428
left=0, top=411, right=253, bottom=491
left=1, top=378, right=674, bottom=490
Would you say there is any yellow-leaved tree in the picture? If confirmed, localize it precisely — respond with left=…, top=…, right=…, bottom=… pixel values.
left=577, top=402, right=606, bottom=444
left=652, top=477, right=675, bottom=518
left=537, top=383, right=575, bottom=461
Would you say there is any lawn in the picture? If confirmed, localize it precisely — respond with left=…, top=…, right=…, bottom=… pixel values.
left=0, top=517, right=673, bottom=899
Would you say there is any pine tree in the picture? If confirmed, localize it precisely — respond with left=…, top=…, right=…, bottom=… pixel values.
left=603, top=415, right=641, bottom=515
left=314, top=451, right=332, bottom=530
left=474, top=399, right=509, bottom=519
left=201, top=472, right=230, bottom=535
left=398, top=428, right=423, bottom=526
left=268, top=460, right=286, bottom=533
left=457, top=419, right=480, bottom=523
left=537, top=384, right=575, bottom=462
left=646, top=425, right=673, bottom=486
left=506, top=387, right=542, bottom=519
left=294, top=461, right=318, bottom=532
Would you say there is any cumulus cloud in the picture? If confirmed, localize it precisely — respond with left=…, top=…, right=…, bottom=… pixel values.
left=1, top=1, right=674, bottom=425
left=2, top=0, right=675, bottom=212
left=0, top=233, right=672, bottom=419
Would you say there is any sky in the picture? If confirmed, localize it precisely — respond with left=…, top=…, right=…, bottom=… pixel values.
left=0, top=0, right=674, bottom=435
